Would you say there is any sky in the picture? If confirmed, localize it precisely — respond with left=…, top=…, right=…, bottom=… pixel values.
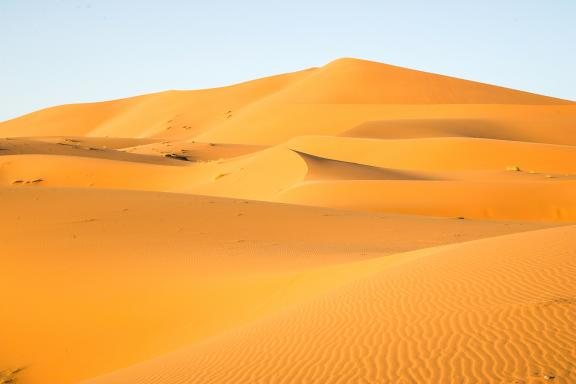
left=1, top=0, right=574, bottom=121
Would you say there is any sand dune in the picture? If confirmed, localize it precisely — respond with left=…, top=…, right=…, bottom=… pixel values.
left=0, top=58, right=574, bottom=383
left=0, top=68, right=314, bottom=139
left=82, top=225, right=576, bottom=384
left=2, top=59, right=574, bottom=146
left=252, top=58, right=571, bottom=105
left=193, top=58, right=575, bottom=145
left=0, top=188, right=550, bottom=384
left=2, top=136, right=574, bottom=220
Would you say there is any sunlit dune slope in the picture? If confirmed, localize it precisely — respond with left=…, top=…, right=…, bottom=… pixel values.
left=246, top=57, right=571, bottom=105
left=82, top=225, right=576, bottom=384
left=0, top=188, right=550, bottom=384
left=194, top=58, right=574, bottom=145
left=1, top=58, right=573, bottom=145
left=0, top=146, right=307, bottom=200
left=0, top=68, right=315, bottom=139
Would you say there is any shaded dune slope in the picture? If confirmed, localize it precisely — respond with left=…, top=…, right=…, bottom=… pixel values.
left=341, top=118, right=532, bottom=141
left=295, top=151, right=431, bottom=181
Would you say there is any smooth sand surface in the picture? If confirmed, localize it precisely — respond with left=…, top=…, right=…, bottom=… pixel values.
left=0, top=58, right=574, bottom=383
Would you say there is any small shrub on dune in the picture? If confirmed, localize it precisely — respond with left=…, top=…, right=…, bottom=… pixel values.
left=214, top=172, right=230, bottom=181
left=0, top=367, right=24, bottom=384
left=505, top=165, right=521, bottom=172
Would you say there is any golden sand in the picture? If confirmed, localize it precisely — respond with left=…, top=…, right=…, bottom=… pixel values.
left=1, top=58, right=574, bottom=383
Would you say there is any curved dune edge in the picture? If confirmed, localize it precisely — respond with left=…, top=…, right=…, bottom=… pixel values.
left=81, top=225, right=576, bottom=384
left=293, top=150, right=432, bottom=181
left=0, top=188, right=555, bottom=384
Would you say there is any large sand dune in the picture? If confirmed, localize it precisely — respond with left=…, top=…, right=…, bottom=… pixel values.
left=0, top=58, right=574, bottom=383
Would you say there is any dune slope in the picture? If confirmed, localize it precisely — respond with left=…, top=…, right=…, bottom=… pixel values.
left=83, top=225, right=576, bottom=384
left=0, top=188, right=552, bottom=384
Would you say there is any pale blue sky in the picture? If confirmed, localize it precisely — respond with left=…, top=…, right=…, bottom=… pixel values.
left=1, top=0, right=574, bottom=121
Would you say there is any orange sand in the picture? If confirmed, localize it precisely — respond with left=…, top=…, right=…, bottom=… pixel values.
left=0, top=58, right=574, bottom=383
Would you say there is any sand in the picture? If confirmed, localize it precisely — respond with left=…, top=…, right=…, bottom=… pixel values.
left=81, top=225, right=576, bottom=384
left=0, top=57, right=574, bottom=383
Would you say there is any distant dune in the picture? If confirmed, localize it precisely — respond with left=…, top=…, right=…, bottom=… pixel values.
left=0, top=58, right=574, bottom=383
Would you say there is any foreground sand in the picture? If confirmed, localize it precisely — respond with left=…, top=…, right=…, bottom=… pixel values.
left=1, top=188, right=554, bottom=383
left=0, top=58, right=575, bottom=383
left=82, top=225, right=576, bottom=384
